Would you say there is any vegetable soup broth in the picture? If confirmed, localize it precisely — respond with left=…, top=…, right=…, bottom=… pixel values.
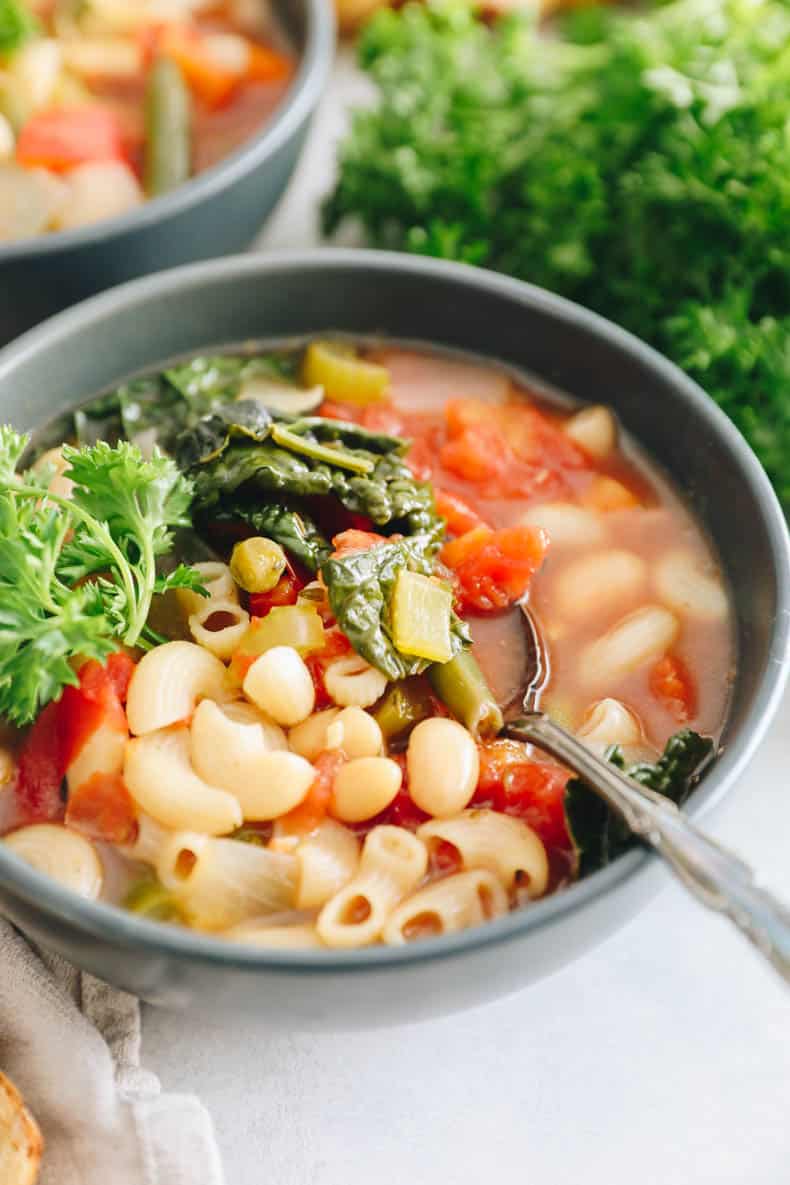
left=370, top=347, right=734, bottom=746
left=0, top=338, right=733, bottom=947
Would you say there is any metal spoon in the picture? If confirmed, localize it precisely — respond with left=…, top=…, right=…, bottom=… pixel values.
left=504, top=603, right=790, bottom=985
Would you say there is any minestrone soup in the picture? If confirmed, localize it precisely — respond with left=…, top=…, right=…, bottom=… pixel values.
left=0, top=339, right=733, bottom=947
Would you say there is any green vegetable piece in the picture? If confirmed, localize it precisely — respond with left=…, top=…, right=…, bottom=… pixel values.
left=0, top=0, right=38, bottom=55
left=124, top=876, right=184, bottom=923
left=391, top=569, right=453, bottom=663
left=238, top=604, right=326, bottom=657
left=374, top=677, right=435, bottom=741
left=428, top=649, right=503, bottom=739
left=144, top=56, right=191, bottom=197
left=0, top=428, right=204, bottom=723
left=564, top=729, right=715, bottom=875
left=230, top=536, right=287, bottom=593
left=321, top=536, right=470, bottom=680
left=209, top=501, right=331, bottom=573
left=271, top=422, right=375, bottom=475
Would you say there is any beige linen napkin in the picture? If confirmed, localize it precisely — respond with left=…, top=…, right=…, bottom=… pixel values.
left=0, top=918, right=225, bottom=1185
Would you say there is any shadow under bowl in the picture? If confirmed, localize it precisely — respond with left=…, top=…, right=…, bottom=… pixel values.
left=0, top=250, right=787, bottom=1027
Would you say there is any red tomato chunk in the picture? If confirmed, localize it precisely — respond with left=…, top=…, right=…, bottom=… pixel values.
left=474, top=741, right=571, bottom=854
left=440, top=524, right=548, bottom=613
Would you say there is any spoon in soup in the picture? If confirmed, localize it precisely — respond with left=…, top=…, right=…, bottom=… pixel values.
left=503, top=602, right=790, bottom=984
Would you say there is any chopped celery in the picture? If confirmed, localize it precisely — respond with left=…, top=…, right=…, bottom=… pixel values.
left=236, top=604, right=326, bottom=661
left=230, top=536, right=287, bottom=593
left=392, top=570, right=453, bottom=663
left=302, top=341, right=389, bottom=406
left=374, top=678, right=435, bottom=740
left=271, top=423, right=375, bottom=474
left=428, top=650, right=503, bottom=738
left=124, top=876, right=184, bottom=923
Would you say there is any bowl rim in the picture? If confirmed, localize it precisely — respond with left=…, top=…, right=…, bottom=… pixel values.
left=0, top=0, right=335, bottom=261
left=0, top=247, right=787, bottom=974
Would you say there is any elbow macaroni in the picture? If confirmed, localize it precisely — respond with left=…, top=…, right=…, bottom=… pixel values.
left=156, top=831, right=297, bottom=930
left=126, top=641, right=233, bottom=735
left=188, top=598, right=250, bottom=661
left=382, top=869, right=508, bottom=945
left=419, top=810, right=549, bottom=898
left=124, top=726, right=242, bottom=835
left=317, top=826, right=428, bottom=949
left=294, top=819, right=360, bottom=909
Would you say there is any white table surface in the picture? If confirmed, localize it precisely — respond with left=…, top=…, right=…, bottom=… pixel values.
left=142, top=53, right=790, bottom=1185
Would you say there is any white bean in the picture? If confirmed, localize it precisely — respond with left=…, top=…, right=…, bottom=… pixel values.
left=554, top=549, right=646, bottom=620
left=518, top=501, right=606, bottom=548
left=243, top=646, right=315, bottom=727
left=332, top=757, right=402, bottom=823
left=577, top=698, right=642, bottom=753
left=655, top=550, right=729, bottom=621
left=564, top=405, right=618, bottom=459
left=579, top=605, right=679, bottom=687
left=407, top=718, right=479, bottom=818
left=288, top=709, right=341, bottom=761
left=4, top=825, right=102, bottom=900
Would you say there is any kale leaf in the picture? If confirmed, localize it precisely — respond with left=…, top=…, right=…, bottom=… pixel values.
left=322, top=535, right=470, bottom=679
left=564, top=729, right=715, bottom=875
left=0, top=0, right=38, bottom=54
left=208, top=501, right=332, bottom=573
left=326, top=0, right=790, bottom=511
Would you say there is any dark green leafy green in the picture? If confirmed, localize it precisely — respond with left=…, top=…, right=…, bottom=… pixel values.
left=187, top=409, right=438, bottom=536
left=0, top=0, right=37, bottom=54
left=0, top=428, right=204, bottom=723
left=209, top=501, right=332, bottom=572
left=322, top=536, right=470, bottom=679
left=326, top=0, right=790, bottom=511
left=564, top=729, right=715, bottom=875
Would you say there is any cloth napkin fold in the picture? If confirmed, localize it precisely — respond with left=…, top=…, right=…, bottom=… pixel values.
left=0, top=917, right=225, bottom=1185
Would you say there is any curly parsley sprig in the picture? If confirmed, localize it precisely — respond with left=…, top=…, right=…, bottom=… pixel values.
left=0, top=428, right=204, bottom=724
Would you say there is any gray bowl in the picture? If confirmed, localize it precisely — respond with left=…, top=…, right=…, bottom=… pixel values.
left=0, top=0, right=334, bottom=346
left=0, top=250, right=787, bottom=1027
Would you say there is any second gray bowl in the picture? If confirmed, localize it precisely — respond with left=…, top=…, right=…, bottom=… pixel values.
left=0, top=0, right=334, bottom=345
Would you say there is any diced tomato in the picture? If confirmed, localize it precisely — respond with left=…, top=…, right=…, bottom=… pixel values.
left=434, top=488, right=485, bottom=536
left=105, top=652, right=136, bottom=703
left=371, top=756, right=429, bottom=831
left=474, top=741, right=571, bottom=852
left=11, top=654, right=133, bottom=830
left=246, top=43, right=293, bottom=83
left=405, top=437, right=435, bottom=481
left=359, top=404, right=405, bottom=436
left=429, top=838, right=463, bottom=875
left=650, top=654, right=697, bottom=722
left=330, top=529, right=389, bottom=557
left=281, top=750, right=345, bottom=835
left=304, top=629, right=354, bottom=709
left=248, top=570, right=304, bottom=617
left=16, top=107, right=126, bottom=172
left=440, top=422, right=510, bottom=484
left=65, top=772, right=138, bottom=845
left=440, top=524, right=548, bottom=612
left=153, top=26, right=239, bottom=107
left=318, top=400, right=361, bottom=422
left=13, top=702, right=66, bottom=829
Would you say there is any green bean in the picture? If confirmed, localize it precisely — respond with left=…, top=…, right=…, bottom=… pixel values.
left=374, top=678, right=434, bottom=741
left=428, top=651, right=503, bottom=739
left=144, top=57, right=191, bottom=198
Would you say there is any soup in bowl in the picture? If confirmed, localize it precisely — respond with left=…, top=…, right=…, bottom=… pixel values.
left=0, top=252, right=784, bottom=1023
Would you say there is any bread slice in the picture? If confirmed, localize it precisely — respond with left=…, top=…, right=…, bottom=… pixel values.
left=0, top=1072, right=42, bottom=1185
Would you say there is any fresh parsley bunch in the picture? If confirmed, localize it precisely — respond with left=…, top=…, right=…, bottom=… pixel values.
left=326, top=0, right=790, bottom=511
left=0, top=428, right=203, bottom=724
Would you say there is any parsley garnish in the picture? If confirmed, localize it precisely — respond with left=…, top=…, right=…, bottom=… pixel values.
left=0, top=428, right=203, bottom=724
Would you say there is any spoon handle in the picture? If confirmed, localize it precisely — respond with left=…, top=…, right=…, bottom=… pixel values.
left=506, top=712, right=790, bottom=986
